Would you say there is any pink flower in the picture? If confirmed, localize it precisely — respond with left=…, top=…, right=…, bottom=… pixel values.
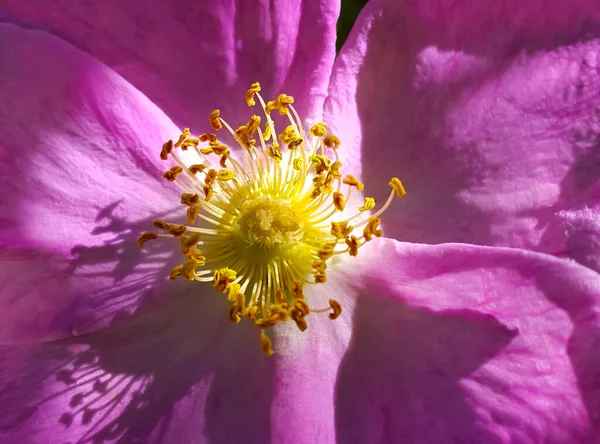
left=1, top=1, right=600, bottom=443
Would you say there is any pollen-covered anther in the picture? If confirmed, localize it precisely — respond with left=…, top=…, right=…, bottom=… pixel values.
left=186, top=205, right=200, bottom=223
left=389, top=177, right=407, bottom=198
left=137, top=231, right=158, bottom=248
left=199, top=133, right=217, bottom=143
left=309, top=154, right=331, bottom=174
left=293, top=157, right=303, bottom=171
left=181, top=193, right=200, bottom=206
left=179, top=233, right=202, bottom=254
left=203, top=185, right=214, bottom=202
left=244, top=306, right=259, bottom=320
left=345, top=236, right=360, bottom=257
left=210, top=110, right=222, bottom=131
left=260, top=329, right=275, bottom=356
left=204, top=169, right=218, bottom=185
left=217, top=170, right=235, bottom=181
left=189, top=164, right=207, bottom=174
left=292, top=282, right=305, bottom=300
left=236, top=116, right=261, bottom=149
left=212, top=268, right=237, bottom=293
left=331, top=221, right=353, bottom=239
left=263, top=121, right=273, bottom=141
left=228, top=304, right=241, bottom=324
left=328, top=299, right=342, bottom=319
left=174, top=128, right=191, bottom=148
left=162, top=166, right=183, bottom=182
left=181, top=137, right=199, bottom=150
left=310, top=122, right=327, bottom=137
left=318, top=242, right=337, bottom=260
left=363, top=217, right=383, bottom=241
left=290, top=306, right=309, bottom=332
left=160, top=140, right=174, bottom=160
left=343, top=174, right=364, bottom=191
left=359, top=197, right=376, bottom=212
left=201, top=141, right=229, bottom=156
left=182, top=258, right=201, bottom=280
left=333, top=191, right=346, bottom=211
left=265, top=93, right=294, bottom=115
left=330, top=161, right=342, bottom=179
left=279, top=126, right=303, bottom=150
left=323, top=134, right=341, bottom=149
left=152, top=219, right=187, bottom=237
left=227, top=283, right=242, bottom=302
left=219, top=153, right=229, bottom=168
left=246, top=82, right=261, bottom=106
left=268, top=144, right=283, bottom=163
left=312, top=259, right=327, bottom=272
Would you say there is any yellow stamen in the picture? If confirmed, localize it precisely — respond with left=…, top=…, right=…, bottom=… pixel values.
left=359, top=197, right=375, bottom=212
left=389, top=177, right=406, bottom=198
left=137, top=231, right=158, bottom=248
left=324, top=135, right=340, bottom=149
left=210, top=110, right=222, bottom=131
left=310, top=122, right=327, bottom=137
left=260, top=329, right=275, bottom=356
left=246, top=82, right=261, bottom=106
left=328, top=299, right=342, bottom=319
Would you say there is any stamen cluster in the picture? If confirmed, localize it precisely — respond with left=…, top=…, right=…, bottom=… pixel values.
left=139, top=82, right=405, bottom=355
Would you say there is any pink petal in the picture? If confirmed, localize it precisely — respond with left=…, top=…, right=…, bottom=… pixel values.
left=1, top=0, right=340, bottom=127
left=325, top=0, right=600, bottom=271
left=333, top=239, right=600, bottom=443
left=0, top=291, right=275, bottom=444
left=0, top=24, right=184, bottom=340
left=4, top=240, right=599, bottom=443
left=558, top=182, right=600, bottom=272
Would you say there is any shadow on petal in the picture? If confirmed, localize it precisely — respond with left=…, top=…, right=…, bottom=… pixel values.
left=335, top=286, right=516, bottom=444
left=0, top=289, right=275, bottom=444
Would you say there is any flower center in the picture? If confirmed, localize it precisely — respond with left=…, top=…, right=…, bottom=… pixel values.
left=138, top=82, right=406, bottom=355
left=235, top=196, right=302, bottom=248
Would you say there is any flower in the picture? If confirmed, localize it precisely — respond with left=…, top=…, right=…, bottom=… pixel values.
left=1, top=1, right=600, bottom=444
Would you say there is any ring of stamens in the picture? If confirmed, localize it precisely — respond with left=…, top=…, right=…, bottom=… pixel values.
left=139, top=82, right=406, bottom=355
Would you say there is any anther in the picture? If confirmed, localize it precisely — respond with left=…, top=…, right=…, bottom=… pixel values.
left=137, top=231, right=158, bottom=248
left=217, top=170, right=235, bottom=181
left=210, top=110, right=222, bottom=131
left=174, top=128, right=191, bottom=148
left=187, top=205, right=200, bottom=223
left=342, top=174, right=364, bottom=191
left=324, top=135, right=340, bottom=149
left=160, top=140, right=174, bottom=160
left=359, top=197, right=375, bottom=212
left=345, top=236, right=360, bottom=257
left=328, top=299, right=342, bottom=319
left=363, top=217, right=383, bottom=241
left=163, top=166, right=183, bottom=182
left=310, top=122, right=328, bottom=137
left=189, top=164, right=207, bottom=174
left=331, top=221, right=353, bottom=239
left=246, top=82, right=261, bottom=106
left=389, top=177, right=406, bottom=198
left=260, top=329, right=275, bottom=356
left=333, top=191, right=346, bottom=211
left=199, top=133, right=217, bottom=142
left=181, top=193, right=200, bottom=206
